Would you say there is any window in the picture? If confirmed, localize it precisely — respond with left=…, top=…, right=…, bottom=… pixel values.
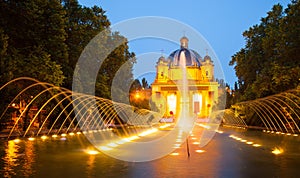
left=167, top=94, right=177, bottom=115
left=193, top=93, right=202, bottom=114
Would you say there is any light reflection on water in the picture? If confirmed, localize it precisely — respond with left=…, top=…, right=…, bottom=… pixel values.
left=23, top=141, right=35, bottom=177
left=2, top=140, right=20, bottom=177
left=2, top=139, right=36, bottom=178
left=86, top=155, right=96, bottom=178
left=0, top=129, right=299, bottom=177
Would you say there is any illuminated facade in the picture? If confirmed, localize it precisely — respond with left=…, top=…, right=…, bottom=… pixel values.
left=151, top=36, right=218, bottom=119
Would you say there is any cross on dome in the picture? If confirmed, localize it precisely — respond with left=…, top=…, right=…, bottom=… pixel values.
left=180, top=36, right=189, bottom=48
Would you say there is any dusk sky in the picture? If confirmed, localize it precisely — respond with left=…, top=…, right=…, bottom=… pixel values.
left=78, top=0, right=290, bottom=87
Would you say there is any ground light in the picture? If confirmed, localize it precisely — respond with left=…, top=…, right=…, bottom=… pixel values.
left=196, top=123, right=211, bottom=129
left=138, top=128, right=158, bottom=137
left=176, top=139, right=182, bottom=142
left=252, top=144, right=261, bottom=147
left=173, top=144, right=181, bottom=148
left=195, top=150, right=205, bottom=153
left=107, top=143, right=118, bottom=147
left=99, top=146, right=112, bottom=151
left=96, top=125, right=171, bottom=152
left=170, top=152, right=179, bottom=156
left=159, top=124, right=171, bottom=129
left=86, top=150, right=99, bottom=155
left=229, top=135, right=262, bottom=148
left=272, top=147, right=284, bottom=155
left=215, top=130, right=223, bottom=133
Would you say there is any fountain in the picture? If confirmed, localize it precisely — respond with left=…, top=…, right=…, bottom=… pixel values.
left=1, top=77, right=300, bottom=176
left=0, top=76, right=205, bottom=162
left=0, top=77, right=162, bottom=140
left=177, top=48, right=193, bottom=132
left=224, top=89, right=300, bottom=134
left=217, top=109, right=248, bottom=128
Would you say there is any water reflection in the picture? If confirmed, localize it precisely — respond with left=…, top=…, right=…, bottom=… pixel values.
left=22, top=141, right=35, bottom=177
left=3, top=140, right=20, bottom=177
left=86, top=155, right=96, bottom=178
left=0, top=129, right=299, bottom=177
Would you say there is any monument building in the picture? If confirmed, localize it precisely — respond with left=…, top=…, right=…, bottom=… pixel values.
left=151, top=36, right=219, bottom=120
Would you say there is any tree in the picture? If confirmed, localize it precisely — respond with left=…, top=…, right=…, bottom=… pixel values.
left=62, top=0, right=111, bottom=89
left=0, top=28, right=9, bottom=81
left=141, top=78, right=149, bottom=89
left=130, top=79, right=142, bottom=91
left=0, top=0, right=137, bottom=131
left=98, top=33, right=136, bottom=99
left=42, top=0, right=69, bottom=65
left=279, top=0, right=300, bottom=67
left=0, top=0, right=66, bottom=86
left=230, top=1, right=300, bottom=102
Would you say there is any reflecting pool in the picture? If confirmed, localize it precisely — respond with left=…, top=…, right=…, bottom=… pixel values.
left=1, top=128, right=299, bottom=177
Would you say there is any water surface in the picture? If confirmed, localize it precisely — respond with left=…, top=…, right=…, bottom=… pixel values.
left=0, top=128, right=299, bottom=177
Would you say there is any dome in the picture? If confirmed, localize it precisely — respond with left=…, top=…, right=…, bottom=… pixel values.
left=168, top=36, right=202, bottom=67
left=168, top=48, right=202, bottom=67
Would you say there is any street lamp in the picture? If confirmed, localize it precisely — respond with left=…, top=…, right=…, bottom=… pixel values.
left=135, top=92, right=141, bottom=100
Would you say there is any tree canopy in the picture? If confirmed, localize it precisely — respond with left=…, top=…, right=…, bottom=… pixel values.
left=0, top=0, right=136, bottom=130
left=230, top=0, right=300, bottom=102
left=0, top=0, right=135, bottom=99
